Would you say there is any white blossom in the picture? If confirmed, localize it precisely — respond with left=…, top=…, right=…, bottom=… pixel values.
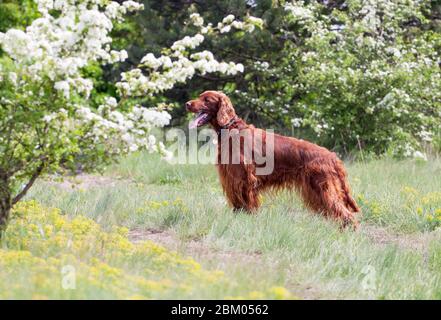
left=54, top=81, right=70, bottom=99
left=413, top=151, right=427, bottom=161
left=118, top=13, right=260, bottom=97
left=0, top=6, right=261, bottom=161
left=190, top=13, right=204, bottom=27
left=222, top=15, right=235, bottom=24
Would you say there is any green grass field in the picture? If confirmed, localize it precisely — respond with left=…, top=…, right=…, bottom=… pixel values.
left=3, top=153, right=441, bottom=299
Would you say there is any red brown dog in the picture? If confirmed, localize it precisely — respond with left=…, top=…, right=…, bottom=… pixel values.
left=186, top=90, right=360, bottom=228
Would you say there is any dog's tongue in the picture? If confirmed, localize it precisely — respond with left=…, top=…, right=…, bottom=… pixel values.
left=189, top=112, right=208, bottom=129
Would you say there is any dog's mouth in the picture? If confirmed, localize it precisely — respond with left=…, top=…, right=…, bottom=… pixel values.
left=189, top=111, right=211, bottom=129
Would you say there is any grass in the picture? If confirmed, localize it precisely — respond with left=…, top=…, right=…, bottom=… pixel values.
left=1, top=201, right=291, bottom=299
left=8, top=152, right=441, bottom=299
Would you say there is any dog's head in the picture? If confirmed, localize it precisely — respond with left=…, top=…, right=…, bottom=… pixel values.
left=186, top=91, right=236, bottom=129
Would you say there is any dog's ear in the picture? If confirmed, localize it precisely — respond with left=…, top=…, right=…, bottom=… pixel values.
left=216, top=93, right=236, bottom=127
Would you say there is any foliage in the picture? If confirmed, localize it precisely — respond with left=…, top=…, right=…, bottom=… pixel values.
left=278, top=0, right=441, bottom=157
left=108, top=0, right=441, bottom=157
left=0, top=0, right=260, bottom=228
left=0, top=0, right=440, bottom=226
left=116, top=12, right=261, bottom=97
left=0, top=0, right=166, bottom=228
left=0, top=0, right=39, bottom=32
left=111, top=0, right=282, bottom=126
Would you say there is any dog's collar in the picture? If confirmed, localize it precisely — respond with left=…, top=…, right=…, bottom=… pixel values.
left=220, top=116, right=240, bottom=129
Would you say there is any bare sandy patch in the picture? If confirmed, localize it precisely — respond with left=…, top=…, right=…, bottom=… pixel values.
left=42, top=174, right=134, bottom=191
left=361, top=224, right=441, bottom=253
left=129, top=227, right=334, bottom=299
left=129, top=227, right=261, bottom=265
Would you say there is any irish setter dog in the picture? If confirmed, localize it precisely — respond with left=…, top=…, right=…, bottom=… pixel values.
left=186, top=91, right=360, bottom=228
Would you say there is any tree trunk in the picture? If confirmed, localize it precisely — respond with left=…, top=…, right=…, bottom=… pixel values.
left=0, top=163, right=45, bottom=233
left=0, top=181, right=11, bottom=233
left=0, top=203, right=11, bottom=233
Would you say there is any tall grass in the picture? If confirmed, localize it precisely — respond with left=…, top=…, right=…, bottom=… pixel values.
left=24, top=153, right=441, bottom=299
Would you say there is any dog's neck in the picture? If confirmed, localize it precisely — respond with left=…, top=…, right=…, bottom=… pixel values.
left=212, top=116, right=248, bottom=134
left=221, top=116, right=240, bottom=129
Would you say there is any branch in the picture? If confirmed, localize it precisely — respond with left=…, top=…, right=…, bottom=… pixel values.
left=9, top=154, right=48, bottom=176
left=217, top=48, right=269, bottom=63
left=195, top=74, right=238, bottom=81
left=12, top=162, right=45, bottom=205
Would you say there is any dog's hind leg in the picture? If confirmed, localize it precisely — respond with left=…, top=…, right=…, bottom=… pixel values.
left=321, top=190, right=359, bottom=229
left=334, top=161, right=361, bottom=214
left=302, top=172, right=359, bottom=229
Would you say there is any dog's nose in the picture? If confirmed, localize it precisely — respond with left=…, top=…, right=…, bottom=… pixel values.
left=185, top=102, right=192, bottom=110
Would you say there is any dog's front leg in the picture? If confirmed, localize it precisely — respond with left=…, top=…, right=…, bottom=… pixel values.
left=218, top=164, right=260, bottom=213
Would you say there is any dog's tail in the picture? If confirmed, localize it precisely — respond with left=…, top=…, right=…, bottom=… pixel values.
left=335, top=160, right=360, bottom=213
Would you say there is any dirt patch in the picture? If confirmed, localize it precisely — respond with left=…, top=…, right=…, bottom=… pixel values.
left=42, top=174, right=134, bottom=191
left=361, top=224, right=440, bottom=253
left=128, top=227, right=327, bottom=299
left=129, top=228, right=261, bottom=265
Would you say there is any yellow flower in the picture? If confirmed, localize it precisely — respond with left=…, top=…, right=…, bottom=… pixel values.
left=43, top=224, right=54, bottom=236
left=28, top=224, right=39, bottom=232
left=402, top=186, right=418, bottom=196
left=2, top=201, right=290, bottom=299
left=248, top=291, right=265, bottom=299
left=270, top=286, right=292, bottom=299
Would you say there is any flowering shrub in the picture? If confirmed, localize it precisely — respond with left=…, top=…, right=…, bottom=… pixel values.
left=116, top=13, right=262, bottom=97
left=285, top=0, right=441, bottom=157
left=0, top=0, right=261, bottom=229
left=0, top=0, right=162, bottom=228
left=230, top=0, right=440, bottom=158
left=0, top=201, right=294, bottom=299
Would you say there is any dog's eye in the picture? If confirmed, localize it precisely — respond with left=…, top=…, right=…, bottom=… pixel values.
left=204, top=97, right=209, bottom=103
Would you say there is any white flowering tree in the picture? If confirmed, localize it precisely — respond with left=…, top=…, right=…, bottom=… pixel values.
left=281, top=0, right=441, bottom=157
left=227, top=0, right=440, bottom=158
left=0, top=0, right=262, bottom=230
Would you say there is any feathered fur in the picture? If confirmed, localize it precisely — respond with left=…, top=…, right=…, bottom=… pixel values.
left=186, top=91, right=360, bottom=228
